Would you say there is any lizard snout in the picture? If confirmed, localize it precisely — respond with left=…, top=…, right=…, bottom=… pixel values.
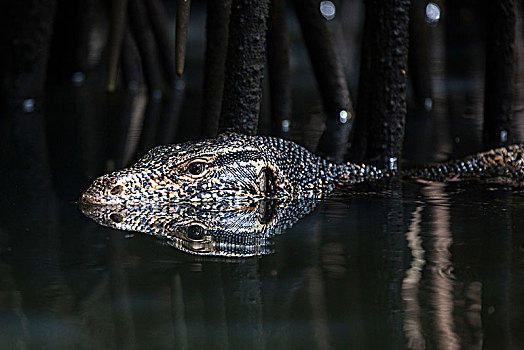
left=80, top=174, right=130, bottom=205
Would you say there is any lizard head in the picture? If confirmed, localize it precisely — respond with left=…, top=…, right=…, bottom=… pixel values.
left=80, top=133, right=281, bottom=205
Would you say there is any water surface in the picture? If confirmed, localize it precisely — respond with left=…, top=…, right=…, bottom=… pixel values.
left=1, top=173, right=523, bottom=348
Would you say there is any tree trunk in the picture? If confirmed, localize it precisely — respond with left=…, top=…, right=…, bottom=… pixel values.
left=218, top=0, right=269, bottom=135
left=352, top=0, right=410, bottom=169
left=483, top=0, right=516, bottom=148
left=201, top=0, right=231, bottom=137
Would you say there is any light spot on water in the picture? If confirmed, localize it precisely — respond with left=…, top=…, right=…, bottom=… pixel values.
left=22, top=98, right=35, bottom=113
left=151, top=89, right=163, bottom=101
left=72, top=72, right=85, bottom=87
left=388, top=157, right=398, bottom=170
left=128, top=80, right=139, bottom=93
left=320, top=1, right=336, bottom=20
left=424, top=97, right=433, bottom=111
left=339, top=110, right=348, bottom=124
left=282, top=119, right=290, bottom=133
left=176, top=79, right=186, bottom=90
left=426, top=3, right=441, bottom=24
left=500, top=130, right=508, bottom=143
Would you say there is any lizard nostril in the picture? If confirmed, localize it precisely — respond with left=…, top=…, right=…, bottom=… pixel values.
left=110, top=185, right=123, bottom=195
left=109, top=213, right=123, bottom=223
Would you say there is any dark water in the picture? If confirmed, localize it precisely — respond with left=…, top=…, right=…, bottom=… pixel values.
left=2, top=2, right=524, bottom=349
left=1, top=173, right=524, bottom=349
left=2, top=105, right=524, bottom=348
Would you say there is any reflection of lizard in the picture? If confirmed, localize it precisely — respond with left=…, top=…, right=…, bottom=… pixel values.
left=80, top=198, right=319, bottom=257
left=81, top=132, right=524, bottom=205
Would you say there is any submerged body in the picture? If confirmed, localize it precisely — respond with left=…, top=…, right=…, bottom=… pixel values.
left=81, top=132, right=524, bottom=205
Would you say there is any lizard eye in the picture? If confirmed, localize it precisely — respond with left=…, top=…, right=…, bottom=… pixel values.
left=187, top=161, right=206, bottom=176
left=187, top=225, right=206, bottom=240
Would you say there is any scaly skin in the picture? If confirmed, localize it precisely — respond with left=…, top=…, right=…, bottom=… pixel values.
left=80, top=132, right=524, bottom=205
left=407, top=144, right=524, bottom=184
left=81, top=132, right=384, bottom=204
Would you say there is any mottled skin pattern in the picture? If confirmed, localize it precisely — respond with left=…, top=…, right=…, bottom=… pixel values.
left=81, top=132, right=524, bottom=205
left=80, top=133, right=524, bottom=256
left=80, top=198, right=319, bottom=257
left=81, top=132, right=385, bottom=205
left=408, top=144, right=524, bottom=184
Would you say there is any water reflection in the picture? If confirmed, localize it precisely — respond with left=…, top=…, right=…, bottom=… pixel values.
left=421, top=183, right=460, bottom=349
left=402, top=206, right=425, bottom=349
left=80, top=198, right=320, bottom=257
left=399, top=182, right=518, bottom=349
left=1, top=174, right=523, bottom=347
